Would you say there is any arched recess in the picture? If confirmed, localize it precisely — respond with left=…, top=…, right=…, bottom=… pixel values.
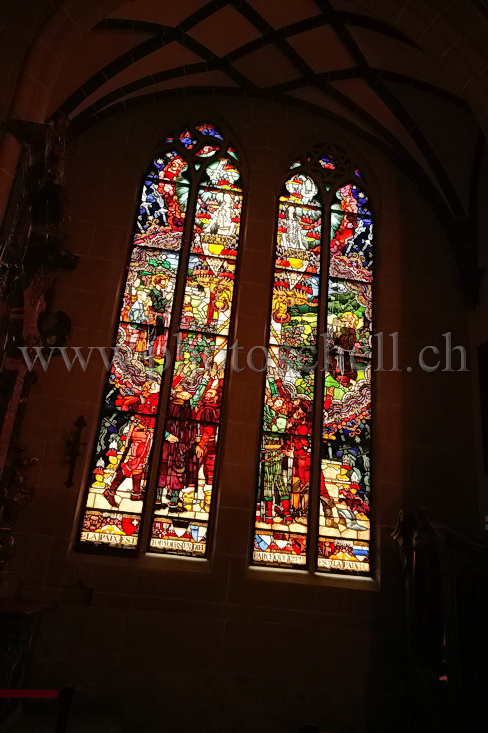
left=78, top=122, right=244, bottom=558
left=252, top=145, right=373, bottom=575
left=0, top=0, right=130, bottom=216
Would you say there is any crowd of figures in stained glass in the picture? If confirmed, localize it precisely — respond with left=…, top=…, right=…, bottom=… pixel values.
left=80, top=130, right=373, bottom=574
left=254, top=150, right=373, bottom=575
left=319, top=182, right=372, bottom=574
left=80, top=123, right=243, bottom=557
left=253, top=172, right=321, bottom=567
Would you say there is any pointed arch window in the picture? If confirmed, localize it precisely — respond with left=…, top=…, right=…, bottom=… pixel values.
left=78, top=123, right=243, bottom=558
left=253, top=147, right=373, bottom=575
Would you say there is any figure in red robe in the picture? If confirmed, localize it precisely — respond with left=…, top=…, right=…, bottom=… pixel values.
left=103, top=417, right=152, bottom=507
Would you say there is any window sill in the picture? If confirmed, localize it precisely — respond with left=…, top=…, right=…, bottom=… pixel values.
left=246, top=565, right=380, bottom=590
left=70, top=543, right=212, bottom=574
left=71, top=543, right=380, bottom=587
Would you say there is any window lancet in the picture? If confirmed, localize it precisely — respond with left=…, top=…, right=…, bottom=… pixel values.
left=253, top=147, right=373, bottom=575
left=79, top=123, right=243, bottom=558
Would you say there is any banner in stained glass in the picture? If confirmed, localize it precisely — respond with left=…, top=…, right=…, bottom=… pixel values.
left=317, top=538, right=370, bottom=572
left=81, top=510, right=141, bottom=548
left=151, top=518, right=208, bottom=556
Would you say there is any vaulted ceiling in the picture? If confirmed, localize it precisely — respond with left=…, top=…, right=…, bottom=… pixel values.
left=2, top=0, right=488, bottom=303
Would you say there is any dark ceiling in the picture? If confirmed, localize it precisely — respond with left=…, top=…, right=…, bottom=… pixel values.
left=3, top=0, right=487, bottom=303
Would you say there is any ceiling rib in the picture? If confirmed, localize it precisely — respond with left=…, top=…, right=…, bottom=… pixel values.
left=52, top=0, right=484, bottom=304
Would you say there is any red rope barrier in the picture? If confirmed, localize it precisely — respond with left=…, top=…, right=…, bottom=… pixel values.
left=0, top=690, right=60, bottom=699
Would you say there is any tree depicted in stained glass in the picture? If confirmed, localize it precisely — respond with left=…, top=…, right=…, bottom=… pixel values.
left=79, top=123, right=242, bottom=555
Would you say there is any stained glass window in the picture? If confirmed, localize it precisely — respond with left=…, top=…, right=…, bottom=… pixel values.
left=79, top=123, right=243, bottom=557
left=253, top=148, right=373, bottom=576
